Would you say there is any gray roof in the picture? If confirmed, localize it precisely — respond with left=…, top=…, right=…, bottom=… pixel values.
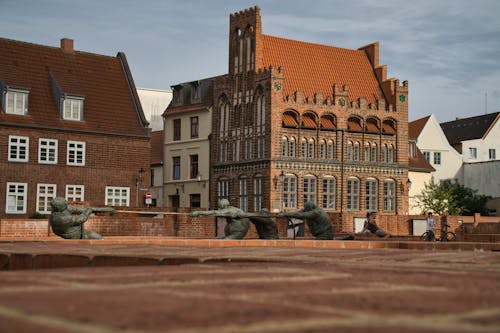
left=440, top=112, right=499, bottom=145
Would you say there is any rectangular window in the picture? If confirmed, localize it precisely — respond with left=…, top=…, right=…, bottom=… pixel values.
left=63, top=97, right=83, bottom=121
left=469, top=147, right=477, bottom=159
left=190, top=116, right=199, bottom=138
left=217, top=179, right=229, bottom=202
left=283, top=176, right=297, bottom=209
left=66, top=185, right=84, bottom=202
left=347, top=178, right=360, bottom=211
left=190, top=155, right=198, bottom=179
left=384, top=181, right=396, bottom=212
left=67, top=141, right=85, bottom=166
left=303, top=177, right=317, bottom=204
left=322, top=177, right=336, bottom=209
left=423, top=151, right=430, bottom=162
left=173, top=156, right=181, bottom=180
left=239, top=178, right=248, bottom=212
left=365, top=179, right=378, bottom=212
left=37, top=184, right=57, bottom=214
left=8, top=135, right=29, bottom=162
left=5, top=89, right=29, bottom=115
left=489, top=149, right=496, bottom=160
left=6, top=182, right=27, bottom=214
left=190, top=194, right=201, bottom=208
left=434, top=152, right=441, bottom=165
left=105, top=186, right=130, bottom=206
left=253, top=177, right=263, bottom=212
left=38, top=138, right=58, bottom=164
left=173, top=119, right=181, bottom=141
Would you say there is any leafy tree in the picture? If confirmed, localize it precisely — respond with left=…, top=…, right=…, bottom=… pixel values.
left=415, top=179, right=491, bottom=216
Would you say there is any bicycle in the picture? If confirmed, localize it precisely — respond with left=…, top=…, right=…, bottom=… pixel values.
left=421, top=223, right=456, bottom=242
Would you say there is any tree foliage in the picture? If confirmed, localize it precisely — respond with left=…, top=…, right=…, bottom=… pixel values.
left=415, top=180, right=490, bottom=216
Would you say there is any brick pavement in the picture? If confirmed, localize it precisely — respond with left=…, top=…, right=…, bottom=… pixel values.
left=0, top=238, right=499, bottom=332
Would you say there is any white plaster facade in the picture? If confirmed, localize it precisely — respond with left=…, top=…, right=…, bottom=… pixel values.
left=416, top=114, right=463, bottom=182
left=460, top=117, right=500, bottom=163
left=408, top=170, right=433, bottom=215
left=137, top=88, right=172, bottom=132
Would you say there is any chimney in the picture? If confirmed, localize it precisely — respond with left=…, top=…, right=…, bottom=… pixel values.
left=60, top=38, right=74, bottom=54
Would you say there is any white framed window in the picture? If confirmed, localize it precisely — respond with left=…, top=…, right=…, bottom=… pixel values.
left=364, top=143, right=371, bottom=161
left=105, top=186, right=130, bottom=206
left=347, top=141, right=353, bottom=160
left=353, top=142, right=360, bottom=161
left=489, top=149, right=496, bottom=160
left=282, top=136, right=288, bottom=157
left=217, top=178, right=230, bottom=202
left=347, top=178, right=360, bottom=211
left=322, top=177, right=336, bottom=209
left=6, top=182, right=27, bottom=214
left=37, top=184, right=57, bottom=214
left=371, top=144, right=378, bottom=162
left=320, top=140, right=326, bottom=159
left=301, top=138, right=307, bottom=158
left=67, top=141, right=85, bottom=166
left=327, top=140, right=334, bottom=159
left=308, top=139, right=315, bottom=159
left=63, top=97, right=83, bottom=121
left=8, top=135, right=29, bottom=162
left=66, top=185, right=84, bottom=202
left=423, top=151, right=430, bottom=162
left=38, top=138, right=58, bottom=164
left=434, top=152, right=441, bottom=165
left=388, top=145, right=394, bottom=163
left=283, top=175, right=297, bottom=209
left=384, top=180, right=396, bottom=212
left=366, top=178, right=378, bottom=212
left=253, top=176, right=263, bottom=212
left=289, top=137, right=296, bottom=157
left=5, top=89, right=29, bottom=115
left=239, top=177, right=248, bottom=212
left=303, top=176, right=317, bottom=204
left=469, top=147, right=477, bottom=159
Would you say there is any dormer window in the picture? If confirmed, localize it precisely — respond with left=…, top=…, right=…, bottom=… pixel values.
left=4, top=88, right=29, bottom=115
left=63, top=97, right=83, bottom=121
left=190, top=82, right=201, bottom=103
left=172, top=85, right=183, bottom=106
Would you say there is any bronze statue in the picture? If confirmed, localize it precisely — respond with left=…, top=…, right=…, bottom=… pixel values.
left=49, top=197, right=115, bottom=239
left=277, top=201, right=334, bottom=240
left=190, top=199, right=250, bottom=239
left=248, top=208, right=279, bottom=240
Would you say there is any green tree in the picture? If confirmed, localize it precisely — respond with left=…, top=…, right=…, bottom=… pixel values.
left=415, top=180, right=490, bottom=216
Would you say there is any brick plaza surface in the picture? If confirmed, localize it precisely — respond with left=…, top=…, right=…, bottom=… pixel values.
left=0, top=239, right=499, bottom=333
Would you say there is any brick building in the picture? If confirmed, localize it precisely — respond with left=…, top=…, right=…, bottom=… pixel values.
left=210, top=6, right=409, bottom=226
left=0, top=37, right=150, bottom=218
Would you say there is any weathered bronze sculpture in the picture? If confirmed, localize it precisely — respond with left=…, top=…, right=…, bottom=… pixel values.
left=49, top=197, right=114, bottom=239
left=277, top=201, right=334, bottom=240
left=190, top=199, right=250, bottom=239
left=247, top=209, right=279, bottom=239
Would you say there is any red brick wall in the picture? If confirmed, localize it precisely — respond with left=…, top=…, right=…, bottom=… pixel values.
left=0, top=127, right=150, bottom=218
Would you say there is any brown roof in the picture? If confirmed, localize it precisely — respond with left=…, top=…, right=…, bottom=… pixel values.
left=409, top=116, right=430, bottom=140
left=0, top=37, right=148, bottom=137
left=409, top=145, right=435, bottom=172
left=261, top=35, right=384, bottom=105
left=150, top=131, right=164, bottom=165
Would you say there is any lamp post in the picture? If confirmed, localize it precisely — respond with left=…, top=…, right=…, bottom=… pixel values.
left=135, top=168, right=145, bottom=207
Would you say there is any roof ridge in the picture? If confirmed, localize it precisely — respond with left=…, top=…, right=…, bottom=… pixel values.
left=440, top=111, right=500, bottom=125
left=261, top=34, right=365, bottom=54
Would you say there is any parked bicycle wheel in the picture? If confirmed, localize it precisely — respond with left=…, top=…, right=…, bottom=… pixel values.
left=420, top=231, right=433, bottom=241
left=444, top=232, right=456, bottom=241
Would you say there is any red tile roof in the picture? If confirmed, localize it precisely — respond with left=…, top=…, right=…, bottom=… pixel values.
left=409, top=146, right=435, bottom=172
left=150, top=131, right=164, bottom=165
left=261, top=35, right=383, bottom=105
left=0, top=37, right=148, bottom=137
left=409, top=116, right=430, bottom=139
left=320, top=115, right=336, bottom=129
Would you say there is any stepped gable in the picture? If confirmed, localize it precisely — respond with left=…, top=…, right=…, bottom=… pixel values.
left=0, top=37, right=148, bottom=137
left=440, top=112, right=499, bottom=145
left=260, top=34, right=384, bottom=105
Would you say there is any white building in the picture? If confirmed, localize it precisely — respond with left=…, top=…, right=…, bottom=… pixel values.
left=137, top=88, right=172, bottom=132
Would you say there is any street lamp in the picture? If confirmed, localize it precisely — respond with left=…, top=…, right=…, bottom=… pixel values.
left=135, top=168, right=145, bottom=207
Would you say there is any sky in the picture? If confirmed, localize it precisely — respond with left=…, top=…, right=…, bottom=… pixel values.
left=1, top=0, right=499, bottom=122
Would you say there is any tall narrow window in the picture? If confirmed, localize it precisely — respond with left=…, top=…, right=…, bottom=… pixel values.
left=63, top=97, right=83, bottom=121
left=347, top=141, right=353, bottom=160
left=219, top=101, right=229, bottom=137
left=371, top=144, right=378, bottom=162
left=289, top=137, right=296, bottom=157
left=172, top=157, right=181, bottom=180
left=434, top=152, right=441, bottom=165
left=365, top=178, right=378, bottom=212
left=38, top=139, right=58, bottom=164
left=364, top=143, right=370, bottom=161
left=246, top=36, right=252, bottom=71
left=322, top=177, right=336, bottom=209
left=320, top=140, right=326, bottom=159
left=8, top=135, right=29, bottom=162
left=217, top=178, right=230, bottom=202
left=173, top=119, right=181, bottom=141
left=6, top=182, right=27, bottom=214
left=190, top=194, right=201, bottom=208
left=301, top=138, right=307, bottom=158
left=388, top=145, right=394, bottom=163
left=382, top=144, right=388, bottom=162
left=253, top=176, right=263, bottom=212
left=303, top=176, right=317, bottom=204
left=190, top=155, right=198, bottom=179
left=5, top=89, right=29, bottom=115
left=354, top=142, right=360, bottom=161
left=283, top=175, right=297, bottom=209
left=66, top=185, right=84, bottom=202
left=347, top=178, right=360, bottom=211
left=190, top=116, right=199, bottom=138
left=489, top=149, right=496, bottom=160
left=105, top=187, right=130, bottom=206
left=423, top=151, right=430, bottom=162
left=67, top=141, right=85, bottom=166
left=239, top=177, right=248, bottom=212
left=37, top=184, right=57, bottom=214
left=327, top=140, right=334, bottom=159
left=308, top=139, right=315, bottom=159
left=383, top=180, right=396, bottom=212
